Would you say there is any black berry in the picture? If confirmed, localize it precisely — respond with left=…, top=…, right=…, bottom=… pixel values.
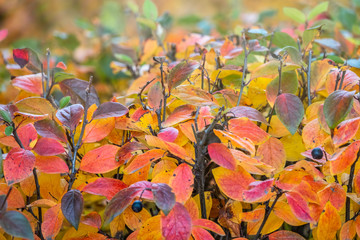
left=132, top=200, right=143, bottom=213
left=311, top=148, right=323, bottom=159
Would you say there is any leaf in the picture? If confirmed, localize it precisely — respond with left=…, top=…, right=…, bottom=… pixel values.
left=167, top=61, right=200, bottom=90
left=0, top=110, right=11, bottom=123
left=333, top=117, right=360, bottom=146
left=81, top=212, right=102, bottom=229
left=143, top=0, right=158, bottom=21
left=169, top=164, right=194, bottom=203
left=172, top=85, right=218, bottom=107
left=274, top=93, right=304, bottom=135
left=35, top=156, right=69, bottom=174
left=310, top=60, right=334, bottom=94
left=41, top=204, right=63, bottom=240
left=148, top=81, right=163, bottom=110
left=92, top=102, right=128, bottom=119
left=161, top=202, right=192, bottom=240
left=163, top=104, right=196, bottom=127
left=13, top=48, right=41, bottom=72
left=283, top=7, right=306, bottom=23
left=82, top=117, right=115, bottom=143
left=4, top=148, right=35, bottom=185
left=33, top=138, right=65, bottom=156
left=266, top=71, right=298, bottom=107
left=213, top=166, right=254, bottom=201
left=15, top=97, right=55, bottom=117
left=272, top=32, right=297, bottom=48
left=268, top=230, right=305, bottom=240
left=340, top=220, right=356, bottom=240
left=208, top=143, right=237, bottom=170
left=59, top=96, right=71, bottom=109
left=257, top=137, right=286, bottom=173
left=158, top=127, right=179, bottom=142
left=229, top=118, right=269, bottom=145
left=308, top=1, right=329, bottom=20
left=317, top=202, right=341, bottom=240
left=123, top=206, right=151, bottom=231
left=318, top=183, right=346, bottom=211
left=226, top=106, right=268, bottom=124
left=104, top=185, right=149, bottom=224
left=0, top=211, right=34, bottom=240
left=323, top=90, right=355, bottom=129
left=285, top=192, right=314, bottom=223
left=242, top=179, right=274, bottom=202
left=59, top=78, right=100, bottom=106
left=152, top=183, right=176, bottom=215
left=54, top=72, right=75, bottom=83
left=34, top=119, right=66, bottom=142
left=56, top=104, right=84, bottom=131
left=192, top=218, right=225, bottom=235
left=125, top=149, right=165, bottom=174
left=12, top=73, right=43, bottom=95
left=82, top=178, right=127, bottom=200
left=330, top=140, right=360, bottom=175
left=80, top=145, right=120, bottom=174
left=303, top=26, right=322, bottom=51
left=61, top=189, right=84, bottom=230
left=191, top=227, right=215, bottom=240
left=314, top=38, right=341, bottom=52
left=138, top=216, right=162, bottom=240
left=4, top=126, right=12, bottom=136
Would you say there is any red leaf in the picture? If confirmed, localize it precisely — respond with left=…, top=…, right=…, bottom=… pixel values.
left=169, top=163, right=194, bottom=203
left=81, top=212, right=102, bottom=229
left=148, top=81, right=163, bottom=110
left=208, top=143, right=237, bottom=170
left=56, top=104, right=84, bottom=130
left=318, top=182, right=346, bottom=211
left=35, top=156, right=69, bottom=174
left=116, top=141, right=148, bottom=163
left=13, top=48, right=29, bottom=68
left=82, top=178, right=127, bottom=200
left=158, top=127, right=179, bottom=142
left=152, top=183, right=176, bottom=215
left=12, top=74, right=43, bottom=95
left=242, top=179, right=274, bottom=202
left=33, top=138, right=65, bottom=156
left=4, top=148, right=35, bottom=185
left=285, top=192, right=314, bottom=223
left=163, top=105, right=196, bottom=127
left=167, top=61, right=200, bottom=90
left=0, top=29, right=8, bottom=41
left=55, top=61, right=67, bottom=70
left=330, top=140, right=360, bottom=175
left=161, top=202, right=192, bottom=240
left=92, top=102, right=129, bottom=119
left=80, top=145, right=120, bottom=174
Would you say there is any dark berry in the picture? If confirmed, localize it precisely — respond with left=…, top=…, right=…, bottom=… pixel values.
left=132, top=200, right=143, bottom=213
left=311, top=147, right=323, bottom=159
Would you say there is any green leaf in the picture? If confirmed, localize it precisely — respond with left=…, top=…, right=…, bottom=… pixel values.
left=302, top=25, right=322, bottom=51
left=4, top=126, right=13, bottom=136
left=280, top=46, right=302, bottom=65
left=266, top=71, right=298, bottom=107
left=0, top=110, right=11, bottom=123
left=114, top=53, right=134, bottom=65
left=338, top=7, right=357, bottom=31
left=308, top=1, right=329, bottom=20
left=274, top=93, right=304, bottom=135
left=272, top=32, right=298, bottom=48
left=127, top=0, right=139, bottom=13
left=283, top=7, right=306, bottom=24
left=100, top=0, right=124, bottom=34
left=0, top=211, right=34, bottom=240
left=143, top=0, right=158, bottom=21
left=136, top=17, right=157, bottom=30
left=324, top=90, right=355, bottom=129
left=54, top=72, right=75, bottom=83
left=59, top=96, right=71, bottom=109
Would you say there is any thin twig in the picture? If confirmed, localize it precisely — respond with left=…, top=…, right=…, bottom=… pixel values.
left=264, top=32, right=274, bottom=63
left=307, top=50, right=312, bottom=106
left=346, top=150, right=360, bottom=221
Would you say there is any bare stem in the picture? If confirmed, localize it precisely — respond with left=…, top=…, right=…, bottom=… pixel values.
left=346, top=151, right=360, bottom=221
left=307, top=50, right=312, bottom=106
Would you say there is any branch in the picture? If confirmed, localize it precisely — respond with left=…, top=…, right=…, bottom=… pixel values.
left=307, top=50, right=312, bottom=106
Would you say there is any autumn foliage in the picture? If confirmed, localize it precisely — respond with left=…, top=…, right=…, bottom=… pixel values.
left=1, top=0, right=360, bottom=239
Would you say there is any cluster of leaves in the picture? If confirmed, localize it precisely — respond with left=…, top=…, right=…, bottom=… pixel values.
left=1, top=1, right=360, bottom=240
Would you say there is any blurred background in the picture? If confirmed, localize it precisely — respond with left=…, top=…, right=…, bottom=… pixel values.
left=0, top=0, right=358, bottom=101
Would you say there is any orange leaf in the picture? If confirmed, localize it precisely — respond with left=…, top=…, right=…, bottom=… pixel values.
left=0, top=123, right=37, bottom=150
left=286, top=192, right=314, bottom=223
left=4, top=148, right=35, bottom=185
left=268, top=230, right=305, bottom=240
left=302, top=119, right=329, bottom=149
left=242, top=179, right=274, bottom=203
left=191, top=227, right=215, bottom=240
left=333, top=117, right=360, bottom=146
left=330, top=141, right=360, bottom=175
left=82, top=117, right=115, bottom=143
left=41, top=204, right=63, bottom=240
left=123, top=207, right=151, bottom=231
left=0, top=184, right=25, bottom=208
left=317, top=202, right=341, bottom=240
left=229, top=118, right=269, bottom=145
left=192, top=219, right=225, bottom=236
left=80, top=145, right=120, bottom=173
left=124, top=149, right=166, bottom=174
left=35, top=156, right=69, bottom=174
left=208, top=143, right=237, bottom=170
left=81, top=212, right=102, bottom=229
left=340, top=220, right=356, bottom=240
left=318, top=183, right=346, bottom=211
left=163, top=105, right=196, bottom=127
left=169, top=163, right=194, bottom=203
left=257, top=137, right=286, bottom=173
left=213, top=166, right=254, bottom=201
left=273, top=201, right=305, bottom=226
left=184, top=198, right=199, bottom=221
left=138, top=216, right=162, bottom=240
left=213, top=129, right=255, bottom=156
